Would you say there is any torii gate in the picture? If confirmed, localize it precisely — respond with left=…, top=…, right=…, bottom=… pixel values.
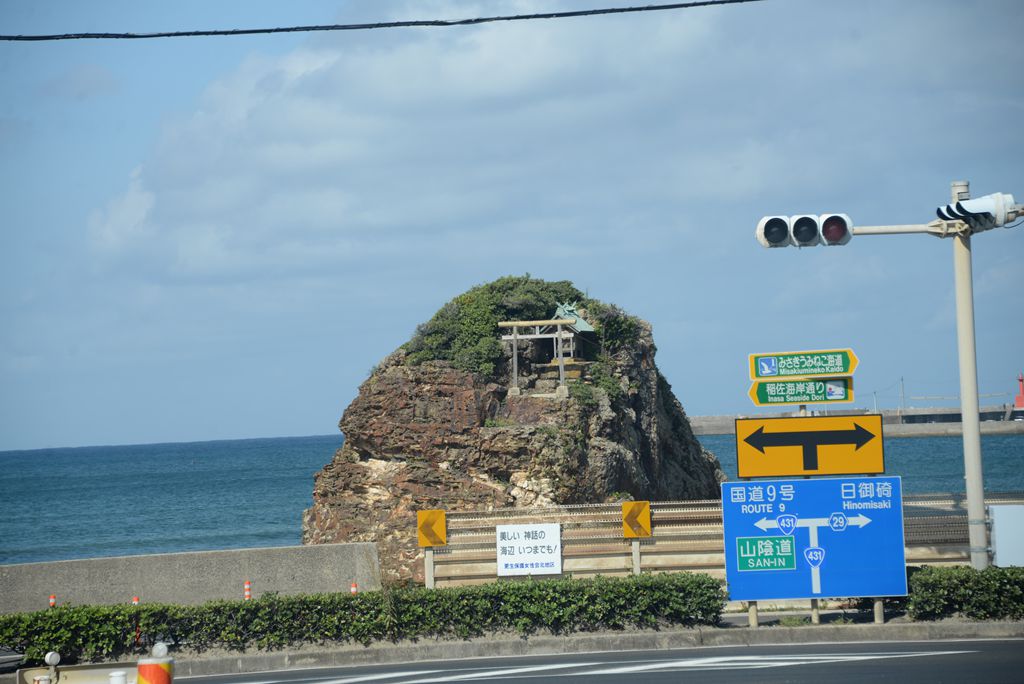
left=498, top=318, right=576, bottom=397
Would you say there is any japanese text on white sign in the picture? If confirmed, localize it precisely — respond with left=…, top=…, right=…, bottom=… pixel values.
left=496, top=522, right=562, bottom=576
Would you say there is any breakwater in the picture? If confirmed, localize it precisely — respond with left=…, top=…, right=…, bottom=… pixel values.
left=697, top=432, right=1024, bottom=494
left=691, top=408, right=1024, bottom=437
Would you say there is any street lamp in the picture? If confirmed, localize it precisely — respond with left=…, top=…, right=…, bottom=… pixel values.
left=755, top=181, right=1023, bottom=570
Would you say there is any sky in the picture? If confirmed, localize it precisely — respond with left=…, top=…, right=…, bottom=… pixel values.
left=1, top=0, right=1022, bottom=451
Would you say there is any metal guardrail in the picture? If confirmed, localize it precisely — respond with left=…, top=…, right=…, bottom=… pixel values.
left=429, top=493, right=1024, bottom=587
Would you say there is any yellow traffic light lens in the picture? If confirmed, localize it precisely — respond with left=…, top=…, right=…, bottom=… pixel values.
left=792, top=216, right=818, bottom=244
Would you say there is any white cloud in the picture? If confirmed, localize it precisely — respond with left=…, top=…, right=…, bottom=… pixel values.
left=47, top=0, right=1021, bottom=447
left=83, top=0, right=733, bottom=283
left=82, top=0, right=1024, bottom=329
left=88, top=167, right=155, bottom=252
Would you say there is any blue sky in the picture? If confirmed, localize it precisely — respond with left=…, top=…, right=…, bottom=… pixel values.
left=1, top=0, right=1022, bottom=451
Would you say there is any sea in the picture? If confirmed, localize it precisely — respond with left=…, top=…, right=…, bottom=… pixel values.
left=1, top=433, right=1022, bottom=566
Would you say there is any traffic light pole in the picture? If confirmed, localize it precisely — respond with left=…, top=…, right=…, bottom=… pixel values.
left=756, top=180, right=1022, bottom=569
left=847, top=183, right=989, bottom=569
left=949, top=181, right=989, bottom=571
left=852, top=183, right=989, bottom=569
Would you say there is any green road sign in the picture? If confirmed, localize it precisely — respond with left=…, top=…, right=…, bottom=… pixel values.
left=749, top=349, right=859, bottom=380
left=736, top=535, right=797, bottom=571
left=748, top=377, right=854, bottom=406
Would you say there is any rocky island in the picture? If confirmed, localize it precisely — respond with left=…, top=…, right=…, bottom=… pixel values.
left=302, top=276, right=724, bottom=581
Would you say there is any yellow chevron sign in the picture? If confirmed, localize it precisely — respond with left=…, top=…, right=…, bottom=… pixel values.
left=417, top=509, right=447, bottom=547
left=622, top=501, right=651, bottom=538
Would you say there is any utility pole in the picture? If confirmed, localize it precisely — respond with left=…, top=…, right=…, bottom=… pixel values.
left=949, top=181, right=988, bottom=570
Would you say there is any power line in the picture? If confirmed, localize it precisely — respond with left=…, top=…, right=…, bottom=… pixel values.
left=0, top=0, right=764, bottom=42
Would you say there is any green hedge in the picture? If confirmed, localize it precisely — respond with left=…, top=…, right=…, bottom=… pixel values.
left=907, top=565, right=1024, bottom=620
left=0, top=573, right=725, bottom=665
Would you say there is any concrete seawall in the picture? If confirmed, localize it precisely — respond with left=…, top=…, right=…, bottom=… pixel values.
left=0, top=543, right=381, bottom=615
left=691, top=414, right=1024, bottom=437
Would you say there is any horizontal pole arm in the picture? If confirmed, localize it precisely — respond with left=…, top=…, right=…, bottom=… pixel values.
left=852, top=224, right=934, bottom=235
left=852, top=219, right=966, bottom=238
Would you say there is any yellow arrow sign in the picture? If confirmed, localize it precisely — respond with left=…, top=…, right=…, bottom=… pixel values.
left=735, top=414, right=884, bottom=478
left=622, top=501, right=651, bottom=538
left=417, top=509, right=447, bottom=547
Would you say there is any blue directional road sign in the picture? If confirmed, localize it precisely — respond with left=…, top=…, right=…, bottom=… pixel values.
left=721, top=476, right=907, bottom=601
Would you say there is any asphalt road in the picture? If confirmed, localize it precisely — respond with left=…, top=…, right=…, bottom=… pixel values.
left=178, top=639, right=1024, bottom=684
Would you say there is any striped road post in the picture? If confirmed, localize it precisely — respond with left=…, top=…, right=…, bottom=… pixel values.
left=138, top=643, right=173, bottom=684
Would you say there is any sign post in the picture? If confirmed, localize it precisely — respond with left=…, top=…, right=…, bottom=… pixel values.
left=622, top=501, right=651, bottom=575
left=417, top=510, right=447, bottom=589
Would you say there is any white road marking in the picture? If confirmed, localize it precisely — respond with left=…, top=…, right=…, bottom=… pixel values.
left=179, top=680, right=282, bottom=684
left=181, top=673, right=444, bottom=684
left=572, top=650, right=974, bottom=676
left=398, top=662, right=601, bottom=682
left=178, top=679, right=283, bottom=684
left=182, top=649, right=976, bottom=683
left=311, top=672, right=446, bottom=684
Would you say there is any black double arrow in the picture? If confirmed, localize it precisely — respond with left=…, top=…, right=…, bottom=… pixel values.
left=744, top=423, right=876, bottom=471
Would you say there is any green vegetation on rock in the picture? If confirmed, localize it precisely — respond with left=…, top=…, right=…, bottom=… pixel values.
left=589, top=357, right=625, bottom=402
left=403, top=275, right=642, bottom=380
left=584, top=300, right=643, bottom=354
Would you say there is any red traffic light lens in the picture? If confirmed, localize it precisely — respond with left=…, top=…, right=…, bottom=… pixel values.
left=821, top=215, right=849, bottom=243
left=764, top=217, right=789, bottom=245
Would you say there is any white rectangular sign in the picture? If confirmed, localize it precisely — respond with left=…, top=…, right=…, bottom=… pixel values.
left=496, top=522, right=562, bottom=576
left=991, top=505, right=1024, bottom=567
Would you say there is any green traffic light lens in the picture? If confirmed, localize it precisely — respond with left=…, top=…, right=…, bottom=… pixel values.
left=764, top=218, right=789, bottom=245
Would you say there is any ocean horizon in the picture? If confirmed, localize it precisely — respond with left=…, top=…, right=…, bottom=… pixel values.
left=1, top=432, right=1021, bottom=566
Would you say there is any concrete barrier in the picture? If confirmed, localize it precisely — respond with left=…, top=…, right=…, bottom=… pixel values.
left=0, top=543, right=381, bottom=614
left=689, top=413, right=1024, bottom=437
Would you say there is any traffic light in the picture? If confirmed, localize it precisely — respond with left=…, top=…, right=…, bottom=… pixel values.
left=755, top=216, right=791, bottom=248
left=936, top=192, right=1020, bottom=232
left=755, top=214, right=852, bottom=248
left=819, top=213, right=852, bottom=245
left=790, top=215, right=821, bottom=247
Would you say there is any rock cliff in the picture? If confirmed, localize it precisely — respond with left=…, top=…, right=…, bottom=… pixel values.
left=302, top=277, right=724, bottom=581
